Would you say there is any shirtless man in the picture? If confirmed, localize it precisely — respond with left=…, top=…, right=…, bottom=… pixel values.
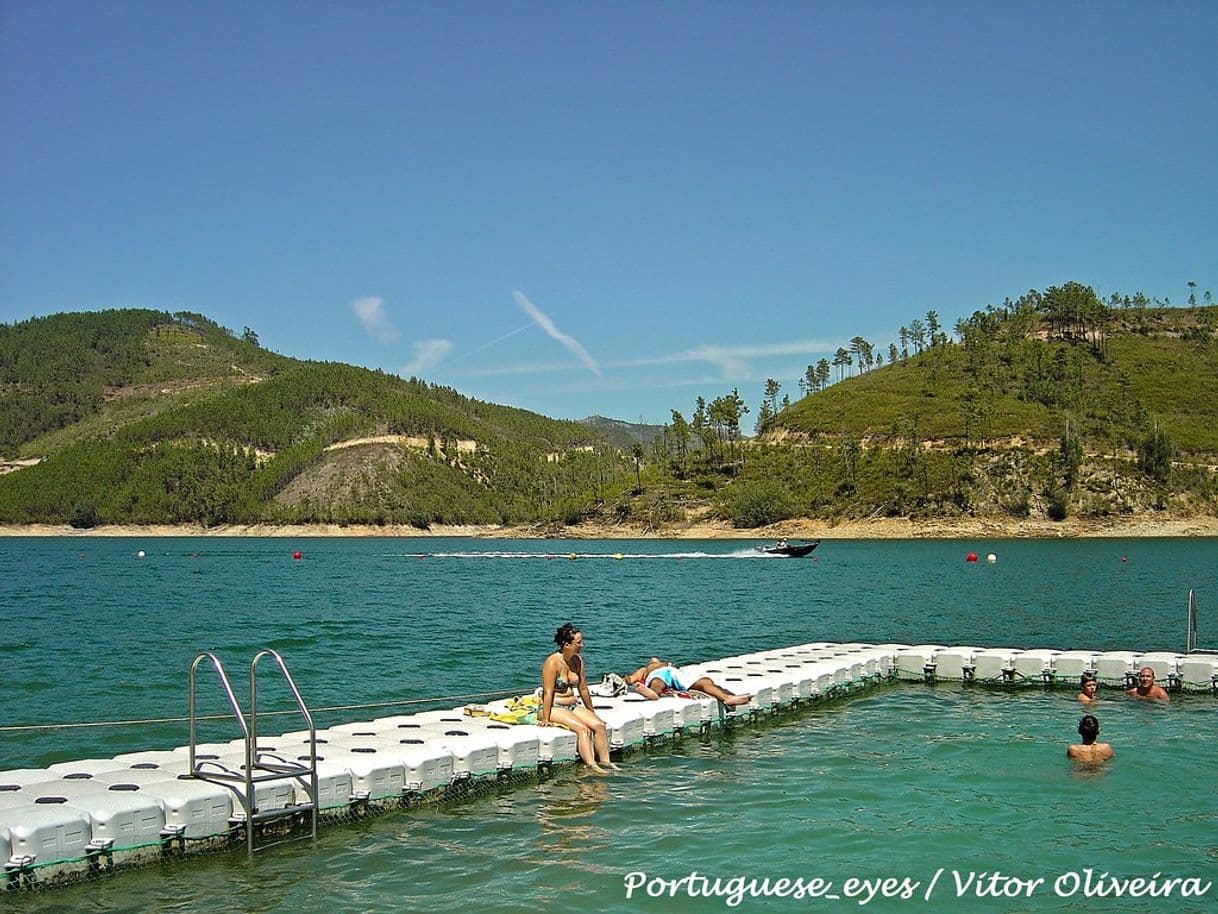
left=1076, top=673, right=1098, bottom=703
left=1067, top=714, right=1114, bottom=764
left=1127, top=667, right=1170, bottom=703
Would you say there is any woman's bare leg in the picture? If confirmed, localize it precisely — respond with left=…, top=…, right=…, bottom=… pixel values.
left=690, top=677, right=752, bottom=708
left=548, top=706, right=607, bottom=773
left=572, top=706, right=618, bottom=770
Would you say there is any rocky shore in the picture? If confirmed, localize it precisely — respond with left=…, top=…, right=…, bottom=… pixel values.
left=3, top=515, right=1216, bottom=539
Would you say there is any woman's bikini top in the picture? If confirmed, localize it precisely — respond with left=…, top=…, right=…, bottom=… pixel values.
left=553, top=657, right=580, bottom=693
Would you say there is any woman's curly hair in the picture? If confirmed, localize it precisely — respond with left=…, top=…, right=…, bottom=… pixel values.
left=554, top=622, right=580, bottom=648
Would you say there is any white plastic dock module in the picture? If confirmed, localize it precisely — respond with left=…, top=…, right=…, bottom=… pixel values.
left=1137, top=652, right=1182, bottom=681
left=31, top=784, right=166, bottom=852
left=421, top=721, right=539, bottom=772
left=358, top=730, right=462, bottom=789
left=413, top=728, right=501, bottom=779
left=192, top=759, right=297, bottom=817
left=136, top=777, right=234, bottom=839
left=0, top=770, right=62, bottom=790
left=1052, top=651, right=1097, bottom=681
left=1012, top=649, right=1060, bottom=682
left=896, top=646, right=946, bottom=680
left=971, top=648, right=1022, bottom=682
left=585, top=702, right=645, bottom=749
left=607, top=695, right=677, bottom=738
left=1180, top=656, right=1218, bottom=692
left=243, top=752, right=354, bottom=812
left=1, top=802, right=92, bottom=878
left=322, top=747, right=407, bottom=801
left=1095, top=651, right=1141, bottom=685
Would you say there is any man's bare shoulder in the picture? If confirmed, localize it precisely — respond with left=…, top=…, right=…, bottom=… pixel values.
left=1068, top=743, right=1114, bottom=762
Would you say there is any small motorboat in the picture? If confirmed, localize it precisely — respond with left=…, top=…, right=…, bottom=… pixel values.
left=757, top=540, right=820, bottom=558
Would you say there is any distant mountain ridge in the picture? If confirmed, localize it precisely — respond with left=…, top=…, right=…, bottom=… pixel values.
left=578, top=415, right=666, bottom=449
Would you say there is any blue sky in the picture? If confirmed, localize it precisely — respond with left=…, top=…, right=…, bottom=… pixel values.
left=3, top=1, right=1215, bottom=425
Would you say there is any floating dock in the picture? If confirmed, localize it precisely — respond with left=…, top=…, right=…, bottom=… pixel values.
left=3, top=642, right=1216, bottom=890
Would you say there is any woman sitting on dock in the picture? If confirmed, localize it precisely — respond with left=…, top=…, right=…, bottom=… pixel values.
left=625, top=658, right=753, bottom=708
left=538, top=623, right=619, bottom=774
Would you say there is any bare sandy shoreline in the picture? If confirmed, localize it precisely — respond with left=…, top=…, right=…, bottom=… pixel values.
left=3, top=516, right=1216, bottom=540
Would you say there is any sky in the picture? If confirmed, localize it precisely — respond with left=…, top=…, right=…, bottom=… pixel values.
left=2, top=1, right=1216, bottom=426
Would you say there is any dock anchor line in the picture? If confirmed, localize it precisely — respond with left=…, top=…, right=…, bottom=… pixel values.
left=3, top=616, right=1217, bottom=889
left=188, top=649, right=318, bottom=856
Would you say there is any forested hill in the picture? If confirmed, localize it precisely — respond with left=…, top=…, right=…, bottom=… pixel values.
left=771, top=300, right=1218, bottom=454
left=0, top=310, right=623, bottom=527
left=2, top=292, right=1217, bottom=531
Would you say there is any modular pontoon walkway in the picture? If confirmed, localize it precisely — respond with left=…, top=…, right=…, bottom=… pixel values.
left=3, top=641, right=1216, bottom=890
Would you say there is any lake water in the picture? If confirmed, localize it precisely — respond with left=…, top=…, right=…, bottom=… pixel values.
left=1, top=537, right=1216, bottom=912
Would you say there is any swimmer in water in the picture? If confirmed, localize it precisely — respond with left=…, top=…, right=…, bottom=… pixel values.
left=1076, top=672, right=1098, bottom=703
left=1067, top=714, right=1114, bottom=764
left=1127, top=667, right=1170, bottom=703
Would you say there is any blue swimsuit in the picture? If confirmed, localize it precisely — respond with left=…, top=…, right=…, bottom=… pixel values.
left=647, top=665, right=686, bottom=691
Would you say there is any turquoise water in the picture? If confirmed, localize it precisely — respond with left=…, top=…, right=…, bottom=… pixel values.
left=2, top=537, right=1216, bottom=912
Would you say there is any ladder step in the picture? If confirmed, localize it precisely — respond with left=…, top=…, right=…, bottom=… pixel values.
left=249, top=803, right=315, bottom=824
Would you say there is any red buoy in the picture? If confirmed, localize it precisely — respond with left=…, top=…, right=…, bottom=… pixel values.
left=292, top=551, right=302, bottom=560
left=965, top=552, right=978, bottom=563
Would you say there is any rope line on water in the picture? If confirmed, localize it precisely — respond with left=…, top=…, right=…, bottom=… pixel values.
left=0, top=687, right=526, bottom=734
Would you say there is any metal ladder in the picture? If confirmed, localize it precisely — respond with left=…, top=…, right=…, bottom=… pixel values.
left=188, top=649, right=319, bottom=855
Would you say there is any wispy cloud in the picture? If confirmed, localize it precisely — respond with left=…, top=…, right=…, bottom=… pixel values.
left=513, top=290, right=601, bottom=376
left=351, top=296, right=400, bottom=344
left=612, top=339, right=837, bottom=378
left=401, top=338, right=454, bottom=375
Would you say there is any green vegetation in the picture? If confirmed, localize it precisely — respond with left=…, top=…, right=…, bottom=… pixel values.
left=637, top=284, right=1218, bottom=525
left=0, top=310, right=629, bottom=527
left=2, top=287, right=1216, bottom=529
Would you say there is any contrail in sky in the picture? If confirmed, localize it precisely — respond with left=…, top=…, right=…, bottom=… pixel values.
left=513, top=290, right=601, bottom=376
left=452, top=322, right=534, bottom=363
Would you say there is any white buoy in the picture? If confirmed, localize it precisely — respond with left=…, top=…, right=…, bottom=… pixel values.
left=137, top=550, right=146, bottom=559
left=986, top=553, right=997, bottom=564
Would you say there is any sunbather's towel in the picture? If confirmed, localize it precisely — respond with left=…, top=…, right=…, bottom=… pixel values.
left=487, top=693, right=539, bottom=725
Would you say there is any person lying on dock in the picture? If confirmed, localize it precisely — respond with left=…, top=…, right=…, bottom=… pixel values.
left=624, top=658, right=752, bottom=708
left=1076, top=672, right=1098, bottom=703
left=1127, top=667, right=1170, bottom=703
left=539, top=623, right=619, bottom=774
left=1067, top=714, right=1114, bottom=764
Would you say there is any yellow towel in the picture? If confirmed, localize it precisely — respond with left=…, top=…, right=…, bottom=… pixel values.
left=487, top=694, right=539, bottom=725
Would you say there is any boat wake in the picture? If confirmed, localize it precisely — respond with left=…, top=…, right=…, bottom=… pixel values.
left=384, top=548, right=793, bottom=560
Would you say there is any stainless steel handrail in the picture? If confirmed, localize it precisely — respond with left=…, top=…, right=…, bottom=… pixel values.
left=188, top=652, right=249, bottom=773
left=250, top=648, right=318, bottom=842
left=1187, top=589, right=1198, bottom=653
